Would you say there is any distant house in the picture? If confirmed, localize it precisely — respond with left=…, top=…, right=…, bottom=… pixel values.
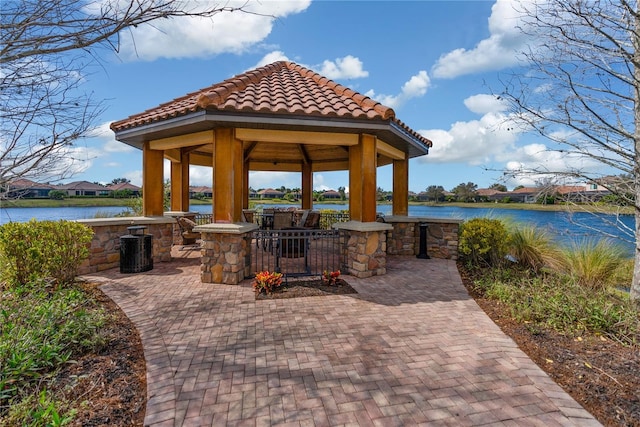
left=249, top=189, right=259, bottom=199
left=189, top=186, right=213, bottom=198
left=476, top=188, right=510, bottom=202
left=322, top=190, right=342, bottom=200
left=3, top=178, right=55, bottom=199
left=106, top=182, right=141, bottom=196
left=58, top=181, right=110, bottom=197
left=554, top=185, right=610, bottom=203
left=258, top=188, right=285, bottom=199
left=509, top=187, right=540, bottom=203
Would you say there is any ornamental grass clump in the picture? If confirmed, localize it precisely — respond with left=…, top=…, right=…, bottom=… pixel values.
left=557, top=238, right=629, bottom=291
left=508, top=224, right=562, bottom=272
left=253, top=271, right=283, bottom=295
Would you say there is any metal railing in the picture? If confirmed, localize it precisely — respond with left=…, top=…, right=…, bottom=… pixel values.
left=193, top=211, right=350, bottom=229
left=251, top=229, right=344, bottom=279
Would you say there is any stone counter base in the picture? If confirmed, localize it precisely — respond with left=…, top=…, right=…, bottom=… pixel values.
left=385, top=217, right=462, bottom=260
left=77, top=217, right=174, bottom=275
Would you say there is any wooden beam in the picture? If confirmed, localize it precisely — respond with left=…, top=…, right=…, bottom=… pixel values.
left=149, top=130, right=214, bottom=150
left=190, top=152, right=214, bottom=167
left=248, top=161, right=302, bottom=172
left=311, top=160, right=349, bottom=172
left=243, top=141, right=258, bottom=162
left=377, top=140, right=405, bottom=160
left=298, top=144, right=311, bottom=165
left=164, top=148, right=181, bottom=163
left=235, top=128, right=359, bottom=146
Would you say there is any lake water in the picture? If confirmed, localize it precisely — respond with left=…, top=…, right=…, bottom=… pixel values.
left=2, top=203, right=635, bottom=255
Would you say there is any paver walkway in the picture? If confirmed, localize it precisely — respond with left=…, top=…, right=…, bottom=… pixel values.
left=86, top=252, right=601, bottom=427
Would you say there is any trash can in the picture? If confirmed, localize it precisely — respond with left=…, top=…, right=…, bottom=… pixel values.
left=120, top=226, right=153, bottom=273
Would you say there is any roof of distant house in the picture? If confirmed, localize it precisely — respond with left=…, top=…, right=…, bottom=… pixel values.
left=106, top=182, right=141, bottom=191
left=58, top=181, right=107, bottom=191
left=8, top=178, right=56, bottom=189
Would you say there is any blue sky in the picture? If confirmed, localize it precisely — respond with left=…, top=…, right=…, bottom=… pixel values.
left=67, top=0, right=592, bottom=193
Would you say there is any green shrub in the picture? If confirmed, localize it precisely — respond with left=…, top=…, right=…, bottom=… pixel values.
left=472, top=267, right=639, bottom=345
left=0, top=220, right=93, bottom=287
left=0, top=283, right=107, bottom=420
left=47, top=190, right=66, bottom=200
left=459, top=218, right=510, bottom=267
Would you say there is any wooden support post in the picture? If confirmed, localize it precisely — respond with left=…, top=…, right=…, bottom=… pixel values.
left=302, top=162, right=313, bottom=210
left=361, top=134, right=377, bottom=222
left=349, top=134, right=378, bottom=222
left=243, top=159, right=250, bottom=210
left=392, top=157, right=409, bottom=216
left=212, top=128, right=243, bottom=223
left=349, top=143, right=363, bottom=222
left=170, top=150, right=190, bottom=212
left=142, top=141, right=164, bottom=216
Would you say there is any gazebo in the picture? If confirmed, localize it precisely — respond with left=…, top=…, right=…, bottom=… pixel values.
left=111, top=61, right=433, bottom=283
left=111, top=61, right=431, bottom=221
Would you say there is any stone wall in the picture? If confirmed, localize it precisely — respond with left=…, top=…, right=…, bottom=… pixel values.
left=334, top=222, right=392, bottom=278
left=195, top=223, right=258, bottom=285
left=385, top=216, right=461, bottom=260
left=76, top=217, right=175, bottom=275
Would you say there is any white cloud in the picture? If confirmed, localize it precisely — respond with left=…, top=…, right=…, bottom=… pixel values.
left=87, top=121, right=134, bottom=153
left=432, top=0, right=529, bottom=79
left=366, top=70, right=430, bottom=109
left=254, top=53, right=369, bottom=82
left=419, top=93, right=520, bottom=165
left=189, top=166, right=212, bottom=186
left=255, top=50, right=290, bottom=67
left=464, top=94, right=508, bottom=115
left=249, top=171, right=299, bottom=190
left=316, top=56, right=369, bottom=79
left=114, top=1, right=312, bottom=61
left=124, top=170, right=142, bottom=187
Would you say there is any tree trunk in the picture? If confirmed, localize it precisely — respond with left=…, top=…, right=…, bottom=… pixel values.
left=632, top=4, right=640, bottom=304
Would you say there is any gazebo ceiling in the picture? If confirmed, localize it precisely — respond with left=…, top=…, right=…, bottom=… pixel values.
left=111, top=61, right=432, bottom=172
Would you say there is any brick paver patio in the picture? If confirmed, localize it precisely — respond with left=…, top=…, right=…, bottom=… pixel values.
left=86, top=251, right=601, bottom=427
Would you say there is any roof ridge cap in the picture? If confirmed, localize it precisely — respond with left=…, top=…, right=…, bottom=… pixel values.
left=288, top=61, right=396, bottom=120
left=196, top=62, right=290, bottom=109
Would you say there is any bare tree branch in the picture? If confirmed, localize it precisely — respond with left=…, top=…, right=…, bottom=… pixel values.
left=498, top=0, right=640, bottom=302
left=0, top=0, right=259, bottom=194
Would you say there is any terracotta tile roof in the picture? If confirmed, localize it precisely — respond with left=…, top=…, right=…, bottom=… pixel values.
left=106, top=182, right=141, bottom=191
left=58, top=181, right=107, bottom=191
left=111, top=61, right=431, bottom=148
left=511, top=187, right=539, bottom=194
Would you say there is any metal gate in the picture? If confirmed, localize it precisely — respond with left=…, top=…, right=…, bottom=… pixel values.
left=251, top=229, right=344, bottom=278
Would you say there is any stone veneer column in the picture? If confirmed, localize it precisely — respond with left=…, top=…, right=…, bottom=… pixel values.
left=194, top=223, right=258, bottom=285
left=333, top=221, right=392, bottom=278
left=384, top=216, right=462, bottom=260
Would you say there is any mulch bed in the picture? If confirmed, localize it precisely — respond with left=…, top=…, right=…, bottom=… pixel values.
left=255, top=278, right=357, bottom=300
